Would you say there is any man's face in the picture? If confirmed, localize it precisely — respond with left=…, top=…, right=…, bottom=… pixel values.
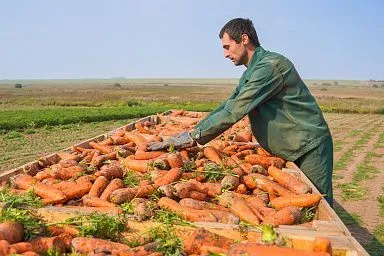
left=221, top=32, right=247, bottom=66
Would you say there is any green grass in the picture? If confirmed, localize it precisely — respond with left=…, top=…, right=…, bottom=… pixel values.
left=338, top=182, right=367, bottom=201
left=334, top=203, right=364, bottom=226
left=366, top=223, right=384, bottom=256
left=0, top=102, right=217, bottom=130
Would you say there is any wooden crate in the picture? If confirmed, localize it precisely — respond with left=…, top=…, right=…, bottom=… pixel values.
left=0, top=111, right=369, bottom=255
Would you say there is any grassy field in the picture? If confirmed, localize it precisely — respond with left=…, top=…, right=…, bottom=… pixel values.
left=1, top=78, right=384, bottom=254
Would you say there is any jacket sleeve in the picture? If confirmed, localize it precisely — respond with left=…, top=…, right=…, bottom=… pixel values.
left=190, top=64, right=283, bottom=144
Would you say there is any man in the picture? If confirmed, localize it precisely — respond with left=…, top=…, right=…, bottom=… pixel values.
left=149, top=18, right=333, bottom=206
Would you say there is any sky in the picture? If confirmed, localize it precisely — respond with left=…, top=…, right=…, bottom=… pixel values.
left=1, top=1, right=383, bottom=80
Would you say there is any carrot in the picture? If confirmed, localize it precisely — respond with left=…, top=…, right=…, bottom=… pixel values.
left=12, top=174, right=67, bottom=205
left=222, top=145, right=239, bottom=155
left=0, top=221, right=24, bottom=244
left=110, top=185, right=156, bottom=204
left=233, top=131, right=252, bottom=143
left=313, top=237, right=332, bottom=254
left=63, top=206, right=122, bottom=215
left=154, top=168, right=182, bottom=186
left=31, top=236, right=67, bottom=254
left=252, top=188, right=270, bottom=204
left=134, top=151, right=166, bottom=160
left=123, top=157, right=150, bottom=173
left=95, top=162, right=124, bottom=180
left=47, top=225, right=79, bottom=236
left=263, top=206, right=302, bottom=226
left=71, top=237, right=131, bottom=254
left=10, top=242, right=33, bottom=254
left=230, top=155, right=251, bottom=174
left=189, top=180, right=222, bottom=198
left=270, top=193, right=322, bottom=209
left=221, top=175, right=240, bottom=191
left=35, top=170, right=52, bottom=181
left=238, top=144, right=256, bottom=151
left=89, top=141, right=113, bottom=154
left=218, top=191, right=260, bottom=225
left=203, top=146, right=222, bottom=164
left=52, top=178, right=93, bottom=201
left=183, top=229, right=233, bottom=255
left=119, top=242, right=159, bottom=256
left=135, top=122, right=153, bottom=134
left=257, top=147, right=273, bottom=157
left=242, top=173, right=293, bottom=197
left=83, top=195, right=117, bottom=208
left=58, top=233, right=73, bottom=251
left=268, top=166, right=312, bottom=194
left=52, top=165, right=84, bottom=180
left=167, top=152, right=184, bottom=168
left=245, top=154, right=285, bottom=169
left=227, top=243, right=331, bottom=256
left=180, top=150, right=191, bottom=161
left=100, top=178, right=125, bottom=201
left=0, top=240, right=11, bottom=256
left=124, top=132, right=148, bottom=151
left=188, top=191, right=209, bottom=201
left=88, top=176, right=109, bottom=197
left=245, top=197, right=276, bottom=218
left=21, top=251, right=39, bottom=256
left=251, top=164, right=269, bottom=175
left=195, top=158, right=209, bottom=167
left=91, top=152, right=118, bottom=167
left=59, top=159, right=78, bottom=168
left=179, top=198, right=228, bottom=211
left=234, top=184, right=247, bottom=194
left=235, top=149, right=254, bottom=158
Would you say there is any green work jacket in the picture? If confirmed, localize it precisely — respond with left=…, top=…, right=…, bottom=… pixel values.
left=190, top=46, right=331, bottom=161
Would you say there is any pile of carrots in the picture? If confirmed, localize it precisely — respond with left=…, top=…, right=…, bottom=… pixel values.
left=0, top=110, right=329, bottom=255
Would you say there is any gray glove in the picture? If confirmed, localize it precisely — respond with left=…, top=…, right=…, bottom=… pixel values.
left=147, top=131, right=195, bottom=151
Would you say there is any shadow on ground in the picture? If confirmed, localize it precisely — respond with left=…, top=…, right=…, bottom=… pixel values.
left=333, top=201, right=384, bottom=255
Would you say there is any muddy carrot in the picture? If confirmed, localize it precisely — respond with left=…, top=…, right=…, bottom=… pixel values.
left=195, top=158, right=209, bottom=167
left=89, top=141, right=113, bottom=154
left=100, top=178, right=125, bottom=201
left=231, top=155, right=251, bottom=174
left=110, top=188, right=138, bottom=204
left=245, top=154, right=285, bottom=169
left=95, top=163, right=124, bottom=180
left=154, top=168, right=182, bottom=186
left=179, top=198, right=228, bottom=211
left=183, top=229, right=233, bottom=255
left=47, top=225, right=79, bottom=236
left=52, top=165, right=84, bottom=180
left=11, top=174, right=67, bottom=204
left=235, top=149, right=254, bottom=158
left=227, top=243, right=331, bottom=256
left=71, top=237, right=130, bottom=254
left=222, top=145, right=239, bottom=155
left=203, top=146, right=222, bottom=164
left=0, top=221, right=24, bottom=244
left=92, top=152, right=118, bottom=167
left=256, top=147, right=272, bottom=157
left=31, top=236, right=67, bottom=254
left=180, top=150, right=190, bottom=161
left=82, top=195, right=117, bottom=208
left=119, top=242, right=159, bottom=256
left=270, top=193, right=322, bottom=209
left=263, top=206, right=301, bottom=226
left=268, top=166, right=312, bottom=194
left=218, top=191, right=260, bottom=225
left=88, top=176, right=109, bottom=197
left=52, top=178, right=93, bottom=201
left=167, top=152, right=184, bottom=168
left=313, top=237, right=332, bottom=254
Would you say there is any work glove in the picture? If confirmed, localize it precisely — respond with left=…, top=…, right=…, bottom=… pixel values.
left=147, top=131, right=195, bottom=151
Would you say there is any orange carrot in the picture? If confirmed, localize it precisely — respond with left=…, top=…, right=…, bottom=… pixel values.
left=222, top=145, right=239, bottom=155
left=201, top=245, right=229, bottom=255
left=270, top=194, right=322, bottom=209
left=119, top=242, right=159, bottom=256
left=21, top=251, right=39, bottom=256
left=195, top=158, right=209, bottom=167
left=35, top=170, right=52, bottom=181
left=313, top=237, right=332, bottom=254
left=238, top=144, right=256, bottom=151
left=218, top=192, right=260, bottom=225
left=180, top=150, right=191, bottom=161
left=124, top=132, right=148, bottom=151
left=154, top=168, right=182, bottom=186
left=231, top=155, right=251, bottom=174
left=179, top=198, right=228, bottom=211
left=89, top=141, right=113, bottom=154
left=47, top=225, right=79, bottom=236
left=88, top=176, right=109, bottom=197
left=235, top=149, right=254, bottom=158
left=234, top=184, right=248, bottom=194
left=245, top=154, right=285, bottom=169
left=245, top=197, right=276, bottom=218
left=100, top=178, right=125, bottom=201
left=257, top=147, right=273, bottom=157
left=12, top=174, right=67, bottom=204
left=203, top=146, right=222, bottom=164
left=52, top=178, right=92, bottom=201
left=134, top=151, right=166, bottom=160
left=242, top=174, right=293, bottom=197
left=71, top=237, right=131, bottom=254
left=188, top=191, right=209, bottom=201
left=91, top=152, right=117, bottom=167
left=183, top=229, right=233, bottom=255
left=123, top=157, right=150, bottom=173
left=10, top=242, right=33, bottom=254
left=227, top=243, right=331, bottom=256
left=109, top=188, right=138, bottom=204
left=167, top=152, right=184, bottom=168
left=51, top=165, right=84, bottom=180
left=0, top=221, right=24, bottom=244
left=0, top=240, right=11, bottom=256
left=31, top=236, right=67, bottom=254
left=82, top=195, right=117, bottom=208
left=268, top=166, right=312, bottom=194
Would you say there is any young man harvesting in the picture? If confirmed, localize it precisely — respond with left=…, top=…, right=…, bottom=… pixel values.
left=149, top=18, right=334, bottom=206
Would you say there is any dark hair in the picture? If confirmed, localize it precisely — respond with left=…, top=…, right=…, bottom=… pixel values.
left=219, top=18, right=260, bottom=47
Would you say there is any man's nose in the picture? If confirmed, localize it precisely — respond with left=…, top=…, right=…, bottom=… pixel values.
left=224, top=50, right=230, bottom=59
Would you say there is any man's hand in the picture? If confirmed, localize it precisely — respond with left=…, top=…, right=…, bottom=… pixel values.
left=147, top=131, right=195, bottom=151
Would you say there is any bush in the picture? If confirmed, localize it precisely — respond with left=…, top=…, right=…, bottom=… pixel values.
left=14, top=83, right=23, bottom=88
left=113, top=83, right=122, bottom=88
left=372, top=84, right=378, bottom=88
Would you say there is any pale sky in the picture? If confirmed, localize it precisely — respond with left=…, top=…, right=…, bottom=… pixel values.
left=1, top=0, right=383, bottom=80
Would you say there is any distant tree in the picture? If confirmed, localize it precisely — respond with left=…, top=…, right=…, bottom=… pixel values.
left=372, top=84, right=378, bottom=88
left=333, top=81, right=338, bottom=86
left=113, top=83, right=122, bottom=88
left=164, top=83, right=169, bottom=87
left=14, top=83, right=23, bottom=88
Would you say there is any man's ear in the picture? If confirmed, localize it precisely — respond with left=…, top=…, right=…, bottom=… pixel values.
left=241, top=34, right=249, bottom=45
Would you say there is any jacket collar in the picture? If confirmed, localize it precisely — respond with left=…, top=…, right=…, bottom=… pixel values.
left=243, top=46, right=265, bottom=80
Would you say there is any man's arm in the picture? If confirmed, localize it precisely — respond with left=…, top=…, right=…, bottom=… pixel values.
left=190, top=64, right=283, bottom=145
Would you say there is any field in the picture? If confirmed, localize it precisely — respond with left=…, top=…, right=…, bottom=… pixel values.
left=1, top=78, right=384, bottom=254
